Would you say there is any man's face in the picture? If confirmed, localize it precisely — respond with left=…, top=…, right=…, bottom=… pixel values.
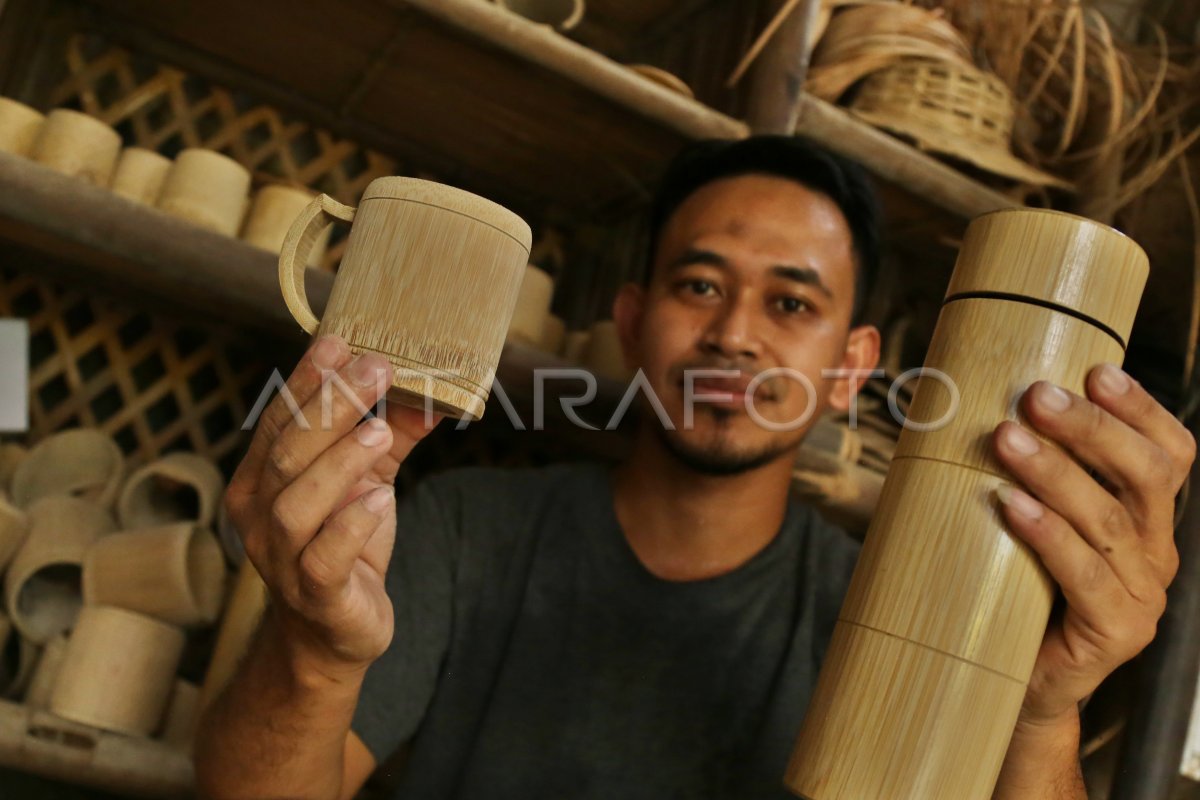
left=615, top=173, right=877, bottom=476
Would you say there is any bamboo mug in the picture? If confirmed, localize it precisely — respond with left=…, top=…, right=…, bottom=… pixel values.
left=785, top=208, right=1149, bottom=800
left=278, top=177, right=533, bottom=420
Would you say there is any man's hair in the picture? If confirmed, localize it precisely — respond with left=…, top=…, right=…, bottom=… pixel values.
left=645, top=135, right=881, bottom=325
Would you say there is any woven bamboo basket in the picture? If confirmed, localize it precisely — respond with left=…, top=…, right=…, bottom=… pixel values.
left=848, top=58, right=1072, bottom=188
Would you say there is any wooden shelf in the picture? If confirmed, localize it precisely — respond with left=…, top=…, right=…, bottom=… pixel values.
left=73, top=0, right=1018, bottom=222
left=0, top=699, right=192, bottom=797
left=0, top=151, right=630, bottom=406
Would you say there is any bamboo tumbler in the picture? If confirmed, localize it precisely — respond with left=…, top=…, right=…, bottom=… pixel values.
left=116, top=451, right=225, bottom=529
left=4, top=496, right=117, bottom=643
left=9, top=428, right=124, bottom=511
left=785, top=209, right=1149, bottom=800
left=0, top=97, right=44, bottom=156
left=278, top=177, right=533, bottom=420
left=506, top=264, right=555, bottom=346
left=82, top=522, right=227, bottom=627
left=28, top=109, right=121, bottom=186
left=49, top=605, right=185, bottom=736
left=109, top=147, right=171, bottom=206
left=157, top=148, right=251, bottom=236
left=242, top=184, right=330, bottom=267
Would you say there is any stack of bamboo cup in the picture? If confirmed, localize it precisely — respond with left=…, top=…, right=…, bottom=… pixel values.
left=0, top=96, right=332, bottom=268
left=0, top=426, right=230, bottom=751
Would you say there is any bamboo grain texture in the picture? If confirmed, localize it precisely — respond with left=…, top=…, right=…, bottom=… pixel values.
left=282, top=177, right=532, bottom=420
left=786, top=209, right=1149, bottom=800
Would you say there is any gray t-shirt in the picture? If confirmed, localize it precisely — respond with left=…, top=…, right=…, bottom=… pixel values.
left=353, top=460, right=861, bottom=799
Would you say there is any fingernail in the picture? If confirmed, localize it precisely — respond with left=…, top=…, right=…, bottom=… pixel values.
left=1037, top=383, right=1071, bottom=413
left=311, top=336, right=345, bottom=369
left=356, top=418, right=389, bottom=446
left=996, top=484, right=1043, bottom=520
left=1098, top=363, right=1131, bottom=395
left=363, top=486, right=393, bottom=512
left=1003, top=424, right=1040, bottom=456
left=350, top=354, right=386, bottom=387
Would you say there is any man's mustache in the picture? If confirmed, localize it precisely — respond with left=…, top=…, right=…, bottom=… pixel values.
left=668, top=360, right=782, bottom=402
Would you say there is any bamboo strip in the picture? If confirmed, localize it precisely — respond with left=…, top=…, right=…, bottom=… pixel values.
left=109, top=147, right=171, bottom=206
left=9, top=428, right=124, bottom=511
left=0, top=98, right=44, bottom=157
left=28, top=110, right=121, bottom=187
left=116, top=451, right=225, bottom=530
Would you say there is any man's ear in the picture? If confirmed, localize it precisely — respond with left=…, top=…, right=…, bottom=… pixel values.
left=612, top=282, right=645, bottom=367
left=827, top=324, right=881, bottom=413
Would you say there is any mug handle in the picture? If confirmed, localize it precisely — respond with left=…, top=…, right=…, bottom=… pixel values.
left=278, top=194, right=357, bottom=334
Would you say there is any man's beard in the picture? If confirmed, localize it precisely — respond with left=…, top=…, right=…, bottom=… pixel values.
left=653, top=409, right=794, bottom=477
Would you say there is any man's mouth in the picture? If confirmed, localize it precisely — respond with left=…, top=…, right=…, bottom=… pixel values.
left=678, top=372, right=775, bottom=405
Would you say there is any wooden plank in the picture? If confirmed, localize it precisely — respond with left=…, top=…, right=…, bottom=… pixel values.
left=0, top=152, right=330, bottom=340
left=390, top=0, right=751, bottom=142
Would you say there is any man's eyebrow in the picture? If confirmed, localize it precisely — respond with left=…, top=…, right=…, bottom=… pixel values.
left=667, top=248, right=728, bottom=270
left=771, top=265, right=834, bottom=300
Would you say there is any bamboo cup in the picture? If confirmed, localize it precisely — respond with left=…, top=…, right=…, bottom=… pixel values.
left=785, top=209, right=1149, bottom=800
left=507, top=264, right=555, bottom=346
left=0, top=613, right=36, bottom=699
left=157, top=148, right=251, bottom=236
left=584, top=320, right=631, bottom=381
left=116, top=451, right=225, bottom=530
left=49, top=605, right=185, bottom=736
left=23, top=632, right=67, bottom=709
left=0, top=493, right=27, bottom=574
left=28, top=109, right=121, bottom=186
left=561, top=329, right=591, bottom=362
left=9, top=428, right=124, bottom=511
left=278, top=177, right=532, bottom=420
left=541, top=314, right=567, bottom=355
left=0, top=97, right=44, bottom=156
left=243, top=184, right=330, bottom=267
left=495, top=0, right=585, bottom=30
left=109, top=147, right=171, bottom=206
left=83, top=522, right=227, bottom=627
left=199, top=558, right=267, bottom=709
left=4, top=496, right=116, bottom=643
left=0, top=442, right=28, bottom=491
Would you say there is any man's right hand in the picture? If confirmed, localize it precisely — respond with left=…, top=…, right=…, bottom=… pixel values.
left=224, top=334, right=443, bottom=679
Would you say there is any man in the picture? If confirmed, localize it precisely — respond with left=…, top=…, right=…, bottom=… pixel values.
left=195, top=136, right=1193, bottom=799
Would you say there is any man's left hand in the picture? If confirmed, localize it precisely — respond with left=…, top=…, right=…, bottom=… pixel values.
left=992, top=362, right=1195, bottom=726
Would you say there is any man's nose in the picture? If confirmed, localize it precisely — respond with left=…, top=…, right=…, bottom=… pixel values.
left=700, top=292, right=761, bottom=360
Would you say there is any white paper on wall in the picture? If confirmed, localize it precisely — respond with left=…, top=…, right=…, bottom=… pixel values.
left=0, top=318, right=29, bottom=433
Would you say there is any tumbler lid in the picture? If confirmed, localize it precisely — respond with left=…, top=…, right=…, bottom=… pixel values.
left=945, top=208, right=1149, bottom=345
left=360, top=177, right=532, bottom=252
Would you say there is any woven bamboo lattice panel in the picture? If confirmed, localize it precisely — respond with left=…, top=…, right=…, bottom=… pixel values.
left=46, top=33, right=403, bottom=272
left=0, top=264, right=266, bottom=475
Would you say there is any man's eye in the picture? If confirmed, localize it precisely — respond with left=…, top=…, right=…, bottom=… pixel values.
left=777, top=296, right=811, bottom=314
left=684, top=280, right=716, bottom=296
